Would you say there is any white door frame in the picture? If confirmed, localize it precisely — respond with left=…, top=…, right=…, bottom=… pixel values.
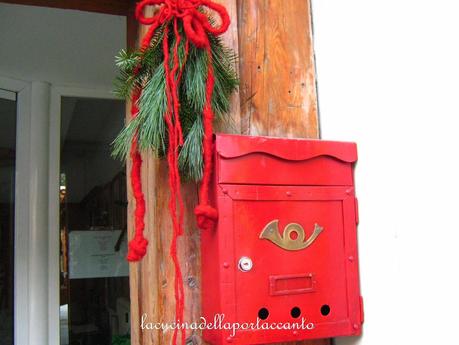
left=1, top=76, right=118, bottom=345
left=0, top=75, right=35, bottom=345
left=48, top=85, right=119, bottom=345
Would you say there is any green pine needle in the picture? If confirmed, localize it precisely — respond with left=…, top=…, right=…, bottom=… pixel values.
left=179, top=116, right=204, bottom=181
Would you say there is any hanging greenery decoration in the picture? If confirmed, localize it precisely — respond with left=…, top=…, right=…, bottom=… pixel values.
left=111, top=1, right=237, bottom=344
left=112, top=12, right=238, bottom=181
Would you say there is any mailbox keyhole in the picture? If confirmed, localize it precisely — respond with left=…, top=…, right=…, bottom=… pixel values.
left=258, top=308, right=269, bottom=320
left=290, top=306, right=301, bottom=318
left=321, top=304, right=331, bottom=316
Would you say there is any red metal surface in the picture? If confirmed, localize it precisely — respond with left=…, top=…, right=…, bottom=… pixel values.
left=201, top=134, right=363, bottom=345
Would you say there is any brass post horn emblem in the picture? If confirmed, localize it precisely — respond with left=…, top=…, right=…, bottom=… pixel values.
left=259, top=220, right=324, bottom=251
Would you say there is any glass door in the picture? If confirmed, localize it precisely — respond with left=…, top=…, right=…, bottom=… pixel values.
left=57, top=95, right=130, bottom=345
left=0, top=88, right=17, bottom=345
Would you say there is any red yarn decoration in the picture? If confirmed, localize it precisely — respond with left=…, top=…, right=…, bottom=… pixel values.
left=127, top=89, right=149, bottom=262
left=127, top=1, right=230, bottom=344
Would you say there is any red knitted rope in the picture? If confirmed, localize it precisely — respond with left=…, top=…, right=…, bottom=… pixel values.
left=126, top=88, right=148, bottom=262
left=127, top=1, right=230, bottom=344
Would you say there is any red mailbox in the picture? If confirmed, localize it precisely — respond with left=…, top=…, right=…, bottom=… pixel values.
left=201, top=134, right=363, bottom=344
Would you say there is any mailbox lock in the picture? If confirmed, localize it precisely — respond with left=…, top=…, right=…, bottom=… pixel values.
left=238, top=256, right=253, bottom=272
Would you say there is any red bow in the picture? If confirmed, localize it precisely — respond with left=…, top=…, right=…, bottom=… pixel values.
left=136, top=0, right=230, bottom=49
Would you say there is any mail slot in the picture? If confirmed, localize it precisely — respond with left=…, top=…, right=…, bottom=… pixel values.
left=201, top=134, right=363, bottom=344
left=269, top=273, right=316, bottom=296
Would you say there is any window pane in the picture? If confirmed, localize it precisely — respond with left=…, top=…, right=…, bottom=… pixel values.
left=0, top=91, right=16, bottom=345
left=59, top=97, right=130, bottom=345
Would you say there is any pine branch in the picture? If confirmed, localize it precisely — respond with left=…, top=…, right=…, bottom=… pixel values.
left=112, top=19, right=239, bottom=181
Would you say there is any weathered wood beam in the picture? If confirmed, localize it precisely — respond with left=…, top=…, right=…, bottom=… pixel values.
left=238, top=0, right=319, bottom=138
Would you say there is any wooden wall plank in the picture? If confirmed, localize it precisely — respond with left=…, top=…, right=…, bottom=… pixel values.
left=216, top=0, right=242, bottom=134
left=238, top=0, right=319, bottom=138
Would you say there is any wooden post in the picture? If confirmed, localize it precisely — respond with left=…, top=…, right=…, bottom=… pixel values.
left=128, top=1, right=327, bottom=345
left=238, top=0, right=319, bottom=138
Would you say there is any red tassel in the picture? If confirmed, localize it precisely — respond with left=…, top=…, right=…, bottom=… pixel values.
left=194, top=45, right=219, bottom=231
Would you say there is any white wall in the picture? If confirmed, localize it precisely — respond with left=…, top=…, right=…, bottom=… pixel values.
left=0, top=3, right=125, bottom=88
left=311, top=1, right=459, bottom=345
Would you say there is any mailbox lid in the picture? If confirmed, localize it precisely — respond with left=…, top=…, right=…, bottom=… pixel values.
left=216, top=134, right=357, bottom=186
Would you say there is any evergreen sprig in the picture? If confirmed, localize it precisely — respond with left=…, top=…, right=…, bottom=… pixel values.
left=112, top=20, right=238, bottom=181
